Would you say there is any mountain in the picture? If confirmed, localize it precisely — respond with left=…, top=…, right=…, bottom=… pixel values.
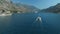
left=41, top=3, right=60, bottom=13
left=0, top=0, right=15, bottom=11
left=0, top=0, right=40, bottom=13
left=15, top=3, right=40, bottom=13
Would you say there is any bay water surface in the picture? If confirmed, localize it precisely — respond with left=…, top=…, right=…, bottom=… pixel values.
left=0, top=13, right=60, bottom=34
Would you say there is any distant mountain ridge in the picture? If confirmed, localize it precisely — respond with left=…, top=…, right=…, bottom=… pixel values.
left=41, top=3, right=60, bottom=13
left=15, top=3, right=40, bottom=13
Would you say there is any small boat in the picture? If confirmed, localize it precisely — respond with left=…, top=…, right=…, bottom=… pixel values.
left=33, top=16, right=42, bottom=24
left=36, top=16, right=42, bottom=23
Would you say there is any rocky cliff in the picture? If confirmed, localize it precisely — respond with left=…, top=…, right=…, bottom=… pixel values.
left=0, top=0, right=40, bottom=13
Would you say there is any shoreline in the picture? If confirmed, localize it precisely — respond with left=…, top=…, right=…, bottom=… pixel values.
left=0, top=13, right=12, bottom=16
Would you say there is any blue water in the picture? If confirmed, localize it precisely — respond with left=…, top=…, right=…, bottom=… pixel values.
left=0, top=13, right=60, bottom=34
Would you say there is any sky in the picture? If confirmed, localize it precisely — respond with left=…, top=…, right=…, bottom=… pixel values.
left=12, top=0, right=60, bottom=9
